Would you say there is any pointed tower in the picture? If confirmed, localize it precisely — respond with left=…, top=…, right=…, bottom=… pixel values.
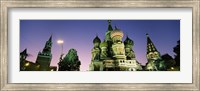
left=42, top=35, right=52, bottom=55
left=146, top=33, right=160, bottom=60
left=105, top=20, right=113, bottom=42
left=145, top=33, right=163, bottom=71
left=36, top=35, right=53, bottom=71
left=104, top=20, right=114, bottom=57
left=20, top=48, right=28, bottom=61
left=20, top=48, right=28, bottom=71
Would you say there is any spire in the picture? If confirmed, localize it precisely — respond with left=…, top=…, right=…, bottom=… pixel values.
left=146, top=33, right=149, bottom=37
left=20, top=48, right=28, bottom=60
left=146, top=33, right=158, bottom=54
left=107, top=20, right=113, bottom=31
left=41, top=35, right=52, bottom=55
left=115, top=26, right=118, bottom=30
left=48, top=34, right=52, bottom=42
left=126, top=34, right=129, bottom=39
left=108, top=20, right=111, bottom=24
left=20, top=48, right=28, bottom=56
left=125, top=32, right=129, bottom=39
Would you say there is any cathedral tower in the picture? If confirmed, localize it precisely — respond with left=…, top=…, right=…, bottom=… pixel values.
left=105, top=20, right=114, bottom=57
left=145, top=33, right=165, bottom=71
left=110, top=26, right=126, bottom=59
left=20, top=48, right=28, bottom=62
left=124, top=36, right=136, bottom=60
left=20, top=48, right=28, bottom=71
left=105, top=20, right=113, bottom=42
left=89, top=35, right=104, bottom=71
left=92, top=35, right=101, bottom=61
left=36, top=35, right=52, bottom=71
left=146, top=33, right=160, bottom=61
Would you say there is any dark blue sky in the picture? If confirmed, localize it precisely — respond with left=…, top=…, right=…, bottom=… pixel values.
left=20, top=20, right=180, bottom=71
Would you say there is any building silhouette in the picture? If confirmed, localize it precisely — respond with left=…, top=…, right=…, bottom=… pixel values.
left=35, top=35, right=53, bottom=71
left=20, top=36, right=57, bottom=71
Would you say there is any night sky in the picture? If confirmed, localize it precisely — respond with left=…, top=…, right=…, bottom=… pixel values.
left=20, top=20, right=180, bottom=71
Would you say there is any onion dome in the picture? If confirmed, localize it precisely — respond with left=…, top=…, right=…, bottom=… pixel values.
left=124, top=36, right=134, bottom=45
left=100, top=41, right=108, bottom=48
left=110, top=26, right=124, bottom=39
left=93, top=35, right=101, bottom=43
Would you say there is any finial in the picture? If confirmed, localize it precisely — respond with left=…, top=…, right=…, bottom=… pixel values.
left=115, top=25, right=118, bottom=30
left=146, top=33, right=149, bottom=37
left=127, top=34, right=129, bottom=39
left=50, top=33, right=53, bottom=37
left=125, top=32, right=128, bottom=38
left=48, top=33, right=53, bottom=41
left=96, top=33, right=98, bottom=37
left=108, top=20, right=111, bottom=24
left=25, top=48, right=27, bottom=52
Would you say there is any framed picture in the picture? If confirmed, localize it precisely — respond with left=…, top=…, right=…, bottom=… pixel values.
left=1, top=0, right=199, bottom=90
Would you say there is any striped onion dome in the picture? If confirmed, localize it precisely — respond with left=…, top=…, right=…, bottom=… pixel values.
left=110, top=26, right=124, bottom=39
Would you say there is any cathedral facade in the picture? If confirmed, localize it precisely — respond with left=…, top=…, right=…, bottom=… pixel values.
left=89, top=21, right=142, bottom=71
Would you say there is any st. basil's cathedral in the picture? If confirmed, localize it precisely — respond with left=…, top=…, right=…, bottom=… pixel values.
left=89, top=20, right=166, bottom=71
